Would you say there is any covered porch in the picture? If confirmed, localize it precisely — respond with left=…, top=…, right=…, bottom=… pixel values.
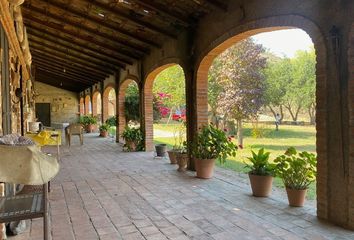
left=10, top=135, right=354, bottom=240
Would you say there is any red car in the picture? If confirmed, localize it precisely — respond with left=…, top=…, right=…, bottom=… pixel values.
left=172, top=111, right=186, bottom=121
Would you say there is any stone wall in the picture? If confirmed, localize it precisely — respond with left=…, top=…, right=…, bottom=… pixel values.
left=35, top=82, right=79, bottom=124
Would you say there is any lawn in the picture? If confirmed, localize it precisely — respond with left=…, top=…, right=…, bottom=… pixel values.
left=154, top=123, right=317, bottom=200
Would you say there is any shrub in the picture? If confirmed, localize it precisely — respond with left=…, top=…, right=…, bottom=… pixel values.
left=105, top=116, right=117, bottom=126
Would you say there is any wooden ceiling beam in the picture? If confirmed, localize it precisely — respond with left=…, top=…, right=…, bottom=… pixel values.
left=32, top=57, right=106, bottom=79
left=27, top=27, right=134, bottom=65
left=34, top=61, right=102, bottom=83
left=89, top=0, right=177, bottom=39
left=204, top=0, right=228, bottom=11
left=35, top=74, right=88, bottom=92
left=38, top=0, right=160, bottom=48
left=29, top=42, right=121, bottom=72
left=29, top=36, right=126, bottom=69
left=37, top=66, right=98, bottom=85
left=22, top=5, right=149, bottom=55
left=23, top=16, right=140, bottom=60
left=132, top=0, right=190, bottom=27
left=32, top=52, right=110, bottom=77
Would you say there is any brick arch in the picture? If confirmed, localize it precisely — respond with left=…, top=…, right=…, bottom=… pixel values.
left=195, top=15, right=328, bottom=220
left=79, top=97, right=84, bottom=116
left=84, top=95, right=91, bottom=115
left=92, top=90, right=102, bottom=117
left=143, top=61, right=185, bottom=151
left=118, top=76, right=140, bottom=139
left=103, top=84, right=116, bottom=122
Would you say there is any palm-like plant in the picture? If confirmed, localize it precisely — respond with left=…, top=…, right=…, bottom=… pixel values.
left=245, top=148, right=275, bottom=176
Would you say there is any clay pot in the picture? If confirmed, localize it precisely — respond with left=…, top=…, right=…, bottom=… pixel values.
left=286, top=187, right=307, bottom=207
left=167, top=150, right=178, bottom=164
left=176, top=153, right=188, bottom=171
left=86, top=124, right=95, bottom=133
left=100, top=131, right=108, bottom=137
left=248, top=174, right=273, bottom=197
left=126, top=140, right=136, bottom=151
left=195, top=158, right=215, bottom=179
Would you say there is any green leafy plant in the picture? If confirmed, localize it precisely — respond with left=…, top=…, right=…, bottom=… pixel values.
left=79, top=115, right=97, bottom=126
left=121, top=126, right=144, bottom=151
left=244, top=148, right=275, bottom=176
left=274, top=147, right=316, bottom=190
left=105, top=116, right=117, bottom=126
left=192, top=124, right=237, bottom=164
left=99, top=124, right=110, bottom=132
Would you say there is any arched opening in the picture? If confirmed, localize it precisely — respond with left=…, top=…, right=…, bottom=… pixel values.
left=79, top=97, right=85, bottom=116
left=118, top=79, right=140, bottom=140
left=92, top=91, right=102, bottom=121
left=144, top=64, right=186, bottom=151
left=195, top=16, right=327, bottom=221
left=84, top=95, right=92, bottom=115
left=103, top=86, right=116, bottom=122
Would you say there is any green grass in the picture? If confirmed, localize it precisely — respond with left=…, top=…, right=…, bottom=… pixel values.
left=154, top=123, right=317, bottom=200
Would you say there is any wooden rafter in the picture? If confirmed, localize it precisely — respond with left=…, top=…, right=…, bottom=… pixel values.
left=37, top=66, right=98, bottom=85
left=29, top=42, right=122, bottom=72
left=34, top=62, right=102, bottom=83
left=88, top=0, right=177, bottom=39
left=22, top=4, right=149, bottom=55
left=204, top=0, right=228, bottom=11
left=27, top=27, right=133, bottom=65
left=32, top=57, right=106, bottom=79
left=132, top=0, right=190, bottom=27
left=29, top=36, right=126, bottom=68
left=35, top=0, right=160, bottom=48
left=23, top=16, right=141, bottom=60
left=31, top=51, right=112, bottom=76
left=35, top=73, right=89, bottom=92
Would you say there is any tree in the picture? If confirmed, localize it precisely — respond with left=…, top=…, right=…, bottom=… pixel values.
left=214, top=38, right=267, bottom=146
left=264, top=56, right=292, bottom=121
left=291, top=48, right=316, bottom=124
left=124, top=83, right=140, bottom=123
left=153, top=65, right=185, bottom=122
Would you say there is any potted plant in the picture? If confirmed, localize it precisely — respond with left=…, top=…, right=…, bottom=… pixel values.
left=121, top=126, right=143, bottom=152
left=244, top=148, right=275, bottom=197
left=80, top=115, right=97, bottom=133
left=167, top=123, right=185, bottom=164
left=274, top=147, right=316, bottom=207
left=176, top=141, right=188, bottom=172
left=99, top=124, right=109, bottom=137
left=192, top=124, right=237, bottom=179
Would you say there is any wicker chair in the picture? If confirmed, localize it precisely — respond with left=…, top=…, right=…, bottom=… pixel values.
left=65, top=124, right=84, bottom=146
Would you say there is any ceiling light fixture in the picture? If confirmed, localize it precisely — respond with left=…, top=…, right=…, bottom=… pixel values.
left=98, top=12, right=105, bottom=17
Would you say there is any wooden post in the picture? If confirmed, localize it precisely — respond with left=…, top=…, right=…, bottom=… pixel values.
left=0, top=183, right=5, bottom=240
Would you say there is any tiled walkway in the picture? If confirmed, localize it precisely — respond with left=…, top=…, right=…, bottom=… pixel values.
left=9, top=134, right=354, bottom=240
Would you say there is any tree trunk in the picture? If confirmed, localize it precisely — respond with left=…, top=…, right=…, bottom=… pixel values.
left=166, top=106, right=174, bottom=124
left=285, top=103, right=299, bottom=122
left=308, top=103, right=316, bottom=125
left=268, top=105, right=277, bottom=119
left=280, top=105, right=284, bottom=122
left=237, top=119, right=243, bottom=146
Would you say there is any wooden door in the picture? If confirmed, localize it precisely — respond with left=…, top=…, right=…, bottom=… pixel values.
left=35, top=103, right=51, bottom=127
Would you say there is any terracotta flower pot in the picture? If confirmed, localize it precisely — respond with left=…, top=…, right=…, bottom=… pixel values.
left=176, top=153, right=188, bottom=171
left=286, top=187, right=307, bottom=207
left=126, top=140, right=136, bottom=151
left=248, top=174, right=273, bottom=197
left=100, top=131, right=108, bottom=137
left=86, top=124, right=95, bottom=133
left=195, top=158, right=215, bottom=179
left=167, top=150, right=178, bottom=164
